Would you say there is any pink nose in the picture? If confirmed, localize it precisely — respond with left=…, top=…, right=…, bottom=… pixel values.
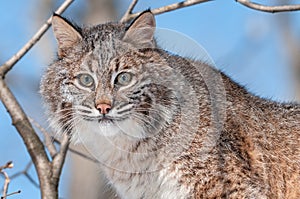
left=96, top=103, right=111, bottom=115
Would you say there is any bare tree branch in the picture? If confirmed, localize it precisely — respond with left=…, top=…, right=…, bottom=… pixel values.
left=0, top=161, right=13, bottom=171
left=236, top=0, right=300, bottom=13
left=120, top=0, right=300, bottom=23
left=0, top=161, right=13, bottom=199
left=1, top=190, right=21, bottom=199
left=52, top=134, right=69, bottom=182
left=29, top=117, right=57, bottom=158
left=121, top=0, right=213, bottom=22
left=120, top=0, right=139, bottom=22
left=0, top=0, right=74, bottom=77
left=0, top=79, right=54, bottom=198
left=25, top=121, right=97, bottom=164
left=1, top=171, right=10, bottom=199
left=10, top=161, right=40, bottom=188
left=0, top=0, right=74, bottom=198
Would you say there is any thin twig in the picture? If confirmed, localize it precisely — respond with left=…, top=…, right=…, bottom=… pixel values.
left=236, top=0, right=300, bottom=13
left=120, top=0, right=213, bottom=23
left=0, top=0, right=74, bottom=77
left=10, top=161, right=31, bottom=179
left=0, top=162, right=13, bottom=171
left=10, top=161, right=39, bottom=188
left=120, top=0, right=139, bottom=22
left=29, top=117, right=57, bottom=158
left=1, top=190, right=21, bottom=199
left=0, top=161, right=13, bottom=199
left=52, top=134, right=69, bottom=181
left=1, top=172, right=10, bottom=199
left=24, top=173, right=40, bottom=188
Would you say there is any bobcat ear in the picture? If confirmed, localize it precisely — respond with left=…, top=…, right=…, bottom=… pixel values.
left=123, top=11, right=156, bottom=48
left=52, top=14, right=82, bottom=57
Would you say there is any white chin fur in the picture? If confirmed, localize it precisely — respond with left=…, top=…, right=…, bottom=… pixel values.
left=71, top=120, right=120, bottom=144
left=71, top=118, right=145, bottom=144
left=70, top=118, right=149, bottom=172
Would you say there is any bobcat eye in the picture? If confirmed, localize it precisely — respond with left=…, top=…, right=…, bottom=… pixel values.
left=115, top=72, right=133, bottom=86
left=77, top=74, right=94, bottom=88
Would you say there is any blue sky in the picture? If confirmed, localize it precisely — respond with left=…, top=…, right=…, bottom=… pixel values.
left=0, top=0, right=300, bottom=198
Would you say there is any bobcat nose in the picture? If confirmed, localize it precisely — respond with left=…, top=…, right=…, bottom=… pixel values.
left=96, top=103, right=111, bottom=115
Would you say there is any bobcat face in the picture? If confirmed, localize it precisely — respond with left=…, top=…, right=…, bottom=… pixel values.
left=64, top=52, right=173, bottom=141
left=41, top=13, right=177, bottom=143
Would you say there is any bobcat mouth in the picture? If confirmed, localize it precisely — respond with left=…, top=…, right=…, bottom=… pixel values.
left=98, top=117, right=114, bottom=124
left=82, top=115, right=125, bottom=124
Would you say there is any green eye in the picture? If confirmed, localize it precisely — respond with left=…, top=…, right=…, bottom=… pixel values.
left=115, top=72, right=133, bottom=86
left=77, top=74, right=94, bottom=87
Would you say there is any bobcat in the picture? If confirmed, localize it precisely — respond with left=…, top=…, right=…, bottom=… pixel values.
left=40, top=11, right=300, bottom=199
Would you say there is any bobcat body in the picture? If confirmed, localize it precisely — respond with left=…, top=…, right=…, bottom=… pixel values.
left=40, top=11, right=300, bottom=199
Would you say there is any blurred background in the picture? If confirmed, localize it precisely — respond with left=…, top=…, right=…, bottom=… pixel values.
left=0, top=0, right=300, bottom=198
